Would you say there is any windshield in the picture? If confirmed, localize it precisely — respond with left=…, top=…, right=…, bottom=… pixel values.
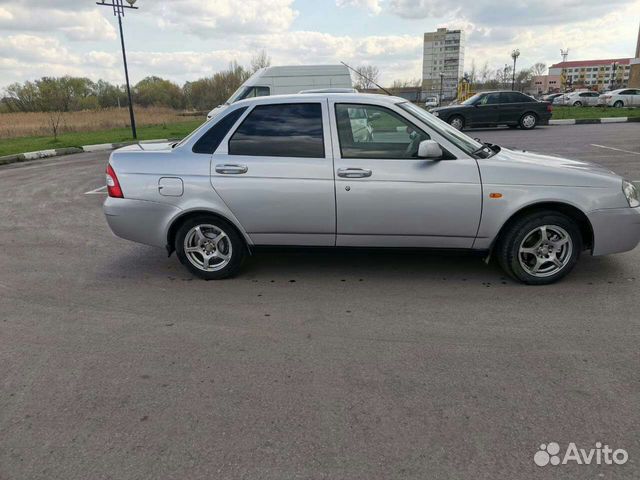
left=225, top=86, right=250, bottom=105
left=399, top=102, right=484, bottom=156
left=461, top=93, right=483, bottom=105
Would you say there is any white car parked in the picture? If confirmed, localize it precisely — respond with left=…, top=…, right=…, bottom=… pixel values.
left=553, top=91, right=600, bottom=107
left=599, top=88, right=640, bottom=107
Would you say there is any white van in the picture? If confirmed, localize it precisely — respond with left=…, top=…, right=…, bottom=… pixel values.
left=207, top=65, right=353, bottom=119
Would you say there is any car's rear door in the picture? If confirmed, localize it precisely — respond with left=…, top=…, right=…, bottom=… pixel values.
left=330, top=101, right=482, bottom=248
left=497, top=92, right=525, bottom=124
left=210, top=100, right=336, bottom=246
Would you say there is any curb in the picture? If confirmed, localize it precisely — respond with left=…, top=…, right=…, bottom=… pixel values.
left=0, top=139, right=174, bottom=167
left=549, top=116, right=640, bottom=125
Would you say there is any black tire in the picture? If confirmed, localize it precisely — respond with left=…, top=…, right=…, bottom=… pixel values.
left=519, top=112, right=538, bottom=130
left=573, top=101, right=582, bottom=107
left=448, top=115, right=465, bottom=130
left=613, top=100, right=624, bottom=108
left=496, top=211, right=582, bottom=285
left=175, top=215, right=245, bottom=280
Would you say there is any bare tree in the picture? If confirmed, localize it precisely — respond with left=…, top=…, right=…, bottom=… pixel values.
left=478, top=61, right=491, bottom=83
left=390, top=78, right=421, bottom=89
left=466, top=59, right=477, bottom=84
left=532, top=62, right=547, bottom=77
left=250, top=50, right=272, bottom=73
left=353, top=65, right=381, bottom=90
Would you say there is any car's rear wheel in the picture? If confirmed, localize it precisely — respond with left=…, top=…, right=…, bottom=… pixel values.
left=448, top=115, right=464, bottom=130
left=175, top=216, right=245, bottom=280
left=496, top=211, right=582, bottom=285
left=614, top=100, right=624, bottom=108
left=519, top=112, right=538, bottom=130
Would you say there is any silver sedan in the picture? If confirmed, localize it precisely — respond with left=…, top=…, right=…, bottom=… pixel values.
left=104, top=93, right=640, bottom=284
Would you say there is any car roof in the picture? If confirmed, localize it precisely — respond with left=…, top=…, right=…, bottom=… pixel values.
left=232, top=92, right=407, bottom=107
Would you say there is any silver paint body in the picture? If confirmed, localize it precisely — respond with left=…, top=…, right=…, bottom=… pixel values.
left=104, top=93, right=640, bottom=257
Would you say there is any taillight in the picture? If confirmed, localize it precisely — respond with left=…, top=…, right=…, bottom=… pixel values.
left=547, top=104, right=553, bottom=112
left=106, top=164, right=124, bottom=198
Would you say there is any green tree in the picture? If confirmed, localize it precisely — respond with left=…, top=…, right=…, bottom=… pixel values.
left=134, top=76, right=185, bottom=109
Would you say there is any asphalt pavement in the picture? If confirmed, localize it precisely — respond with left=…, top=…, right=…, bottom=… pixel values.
left=1, top=123, right=639, bottom=480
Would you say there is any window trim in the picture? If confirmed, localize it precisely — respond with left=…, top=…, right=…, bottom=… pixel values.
left=227, top=102, right=326, bottom=159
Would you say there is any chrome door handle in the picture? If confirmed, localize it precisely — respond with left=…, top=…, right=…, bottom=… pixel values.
left=215, top=164, right=248, bottom=175
left=337, top=168, right=372, bottom=178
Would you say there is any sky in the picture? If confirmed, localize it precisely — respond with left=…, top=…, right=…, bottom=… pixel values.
left=0, top=0, right=639, bottom=89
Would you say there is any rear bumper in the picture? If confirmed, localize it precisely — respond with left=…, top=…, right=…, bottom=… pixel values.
left=588, top=206, right=640, bottom=256
left=103, top=197, right=181, bottom=248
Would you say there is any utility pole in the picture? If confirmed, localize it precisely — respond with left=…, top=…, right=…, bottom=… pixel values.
left=97, top=0, right=139, bottom=140
left=439, top=73, right=444, bottom=106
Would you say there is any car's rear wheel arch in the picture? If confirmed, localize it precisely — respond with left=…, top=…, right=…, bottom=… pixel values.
left=495, top=202, right=593, bottom=252
left=166, top=210, right=249, bottom=256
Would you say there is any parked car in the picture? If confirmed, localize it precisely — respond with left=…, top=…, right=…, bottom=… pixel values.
left=423, top=96, right=439, bottom=108
left=430, top=91, right=552, bottom=130
left=542, top=93, right=564, bottom=103
left=206, top=65, right=353, bottom=119
left=554, top=91, right=601, bottom=107
left=104, top=93, right=640, bottom=285
left=599, top=88, right=640, bottom=107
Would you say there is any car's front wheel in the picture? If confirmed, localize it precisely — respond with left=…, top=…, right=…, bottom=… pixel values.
left=496, top=211, right=582, bottom=285
left=613, top=100, right=624, bottom=108
left=175, top=216, right=245, bottom=280
left=448, top=115, right=464, bottom=130
left=519, top=112, right=538, bottom=130
left=573, top=101, right=582, bottom=107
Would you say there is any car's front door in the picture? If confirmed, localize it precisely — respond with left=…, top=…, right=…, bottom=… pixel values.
left=330, top=102, right=482, bottom=248
left=210, top=101, right=336, bottom=246
left=472, top=92, right=501, bottom=126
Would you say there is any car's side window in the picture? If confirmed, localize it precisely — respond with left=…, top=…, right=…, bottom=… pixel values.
left=335, top=104, right=431, bottom=159
left=480, top=93, right=501, bottom=105
left=229, top=103, right=325, bottom=158
left=192, top=107, right=248, bottom=155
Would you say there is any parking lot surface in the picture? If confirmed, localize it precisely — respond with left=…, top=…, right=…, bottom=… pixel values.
left=1, top=123, right=639, bottom=479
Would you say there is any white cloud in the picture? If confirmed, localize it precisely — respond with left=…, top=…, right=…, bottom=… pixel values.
left=336, top=0, right=382, bottom=14
left=0, top=4, right=115, bottom=41
left=150, top=0, right=298, bottom=37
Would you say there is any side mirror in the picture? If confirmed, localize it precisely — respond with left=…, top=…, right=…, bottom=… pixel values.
left=418, top=140, right=443, bottom=159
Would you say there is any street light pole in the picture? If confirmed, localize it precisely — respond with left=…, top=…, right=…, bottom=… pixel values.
left=97, top=0, right=138, bottom=140
left=511, top=49, right=520, bottom=91
left=439, top=73, right=444, bottom=107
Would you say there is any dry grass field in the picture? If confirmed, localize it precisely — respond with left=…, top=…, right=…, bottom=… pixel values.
left=0, top=107, right=198, bottom=139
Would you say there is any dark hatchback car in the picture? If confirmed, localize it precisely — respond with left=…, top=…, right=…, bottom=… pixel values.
left=430, top=91, right=552, bottom=131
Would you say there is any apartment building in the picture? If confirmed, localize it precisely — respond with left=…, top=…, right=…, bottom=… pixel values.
left=422, top=28, right=465, bottom=100
left=548, top=58, right=633, bottom=90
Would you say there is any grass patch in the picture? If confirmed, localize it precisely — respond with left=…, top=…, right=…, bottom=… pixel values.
left=0, top=120, right=204, bottom=157
left=551, top=106, right=640, bottom=120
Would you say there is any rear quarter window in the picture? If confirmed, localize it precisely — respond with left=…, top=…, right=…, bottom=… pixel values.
left=192, top=107, right=248, bottom=154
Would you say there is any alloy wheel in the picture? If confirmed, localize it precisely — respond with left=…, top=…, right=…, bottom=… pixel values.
left=449, top=117, right=463, bottom=130
left=521, top=114, right=536, bottom=129
left=183, top=224, right=233, bottom=272
left=518, top=225, right=573, bottom=278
